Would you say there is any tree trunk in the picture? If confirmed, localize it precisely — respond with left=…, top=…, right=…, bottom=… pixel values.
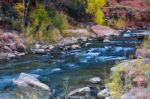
left=23, top=0, right=30, bottom=27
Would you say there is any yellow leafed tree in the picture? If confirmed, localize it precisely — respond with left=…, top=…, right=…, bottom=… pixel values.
left=86, top=0, right=106, bottom=25
left=94, top=9, right=104, bottom=25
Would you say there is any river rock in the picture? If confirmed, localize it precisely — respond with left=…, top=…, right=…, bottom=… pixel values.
left=60, top=46, right=71, bottom=51
left=16, top=43, right=26, bottom=52
left=71, top=44, right=81, bottom=49
left=68, top=87, right=91, bottom=97
left=146, top=93, right=150, bottom=99
left=32, top=49, right=46, bottom=54
left=85, top=43, right=92, bottom=46
left=8, top=43, right=17, bottom=51
left=15, top=52, right=25, bottom=56
left=7, top=53, right=16, bottom=59
left=103, top=39, right=111, bottom=43
left=3, top=46, right=13, bottom=52
left=2, top=32, right=14, bottom=43
left=97, top=88, right=110, bottom=98
left=0, top=52, right=7, bottom=59
left=136, top=49, right=150, bottom=58
left=121, top=87, right=148, bottom=99
left=89, top=77, right=101, bottom=84
left=35, top=43, right=41, bottom=49
left=13, top=73, right=51, bottom=91
left=133, top=76, right=148, bottom=87
left=48, top=45, right=54, bottom=50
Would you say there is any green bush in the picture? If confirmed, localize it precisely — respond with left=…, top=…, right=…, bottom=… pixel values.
left=26, top=3, right=54, bottom=43
left=11, top=18, right=23, bottom=30
left=52, top=13, right=68, bottom=33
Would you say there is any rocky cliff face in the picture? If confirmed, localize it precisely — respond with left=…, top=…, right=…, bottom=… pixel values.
left=105, top=0, right=150, bottom=28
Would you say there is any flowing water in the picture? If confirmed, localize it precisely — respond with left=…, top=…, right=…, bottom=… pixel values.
left=0, top=30, right=148, bottom=98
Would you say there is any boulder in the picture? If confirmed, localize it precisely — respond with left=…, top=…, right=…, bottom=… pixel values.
left=3, top=46, right=13, bottom=52
left=7, top=53, right=16, bottom=59
left=136, top=49, right=150, bottom=58
left=41, top=45, right=49, bottom=49
left=2, top=32, right=14, bottom=43
left=48, top=45, right=54, bottom=50
left=9, top=43, right=17, bottom=51
left=85, top=43, right=92, bottom=46
left=68, top=87, right=91, bottom=97
left=13, top=73, right=51, bottom=91
left=60, top=46, right=71, bottom=51
left=35, top=43, right=41, bottom=49
left=133, top=76, right=148, bottom=87
left=97, top=89, right=110, bottom=98
left=89, top=77, right=101, bottom=84
left=0, top=52, right=7, bottom=59
left=121, top=87, right=148, bottom=99
left=32, top=49, right=46, bottom=54
left=146, top=93, right=150, bottom=99
left=16, top=52, right=25, bottom=56
left=71, top=44, right=81, bottom=49
left=91, top=25, right=119, bottom=38
left=16, top=43, right=26, bottom=52
left=103, top=39, right=111, bottom=43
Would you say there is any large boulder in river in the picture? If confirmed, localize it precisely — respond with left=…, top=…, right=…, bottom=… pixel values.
left=91, top=25, right=119, bottom=37
left=13, top=73, right=51, bottom=91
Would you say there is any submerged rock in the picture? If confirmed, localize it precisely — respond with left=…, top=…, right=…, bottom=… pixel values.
left=89, top=77, right=101, bottom=84
left=13, top=73, right=51, bottom=91
left=68, top=87, right=91, bottom=97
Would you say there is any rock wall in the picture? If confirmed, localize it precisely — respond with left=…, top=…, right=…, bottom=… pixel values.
left=105, top=0, right=150, bottom=28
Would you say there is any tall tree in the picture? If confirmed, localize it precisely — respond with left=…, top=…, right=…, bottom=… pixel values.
left=86, top=0, right=106, bottom=24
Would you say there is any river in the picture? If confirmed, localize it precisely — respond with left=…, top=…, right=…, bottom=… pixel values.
left=0, top=30, right=147, bottom=98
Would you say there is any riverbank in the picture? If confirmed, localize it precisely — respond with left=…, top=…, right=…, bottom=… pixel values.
left=102, top=36, right=150, bottom=99
left=0, top=25, right=120, bottom=59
